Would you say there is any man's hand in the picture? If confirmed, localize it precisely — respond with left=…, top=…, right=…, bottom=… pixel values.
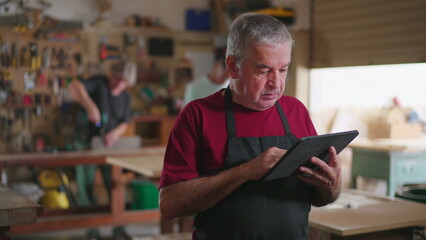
left=87, top=107, right=101, bottom=124
left=160, top=147, right=287, bottom=219
left=297, top=146, right=342, bottom=206
left=243, top=147, right=287, bottom=180
left=104, top=131, right=120, bottom=147
left=103, top=123, right=129, bottom=148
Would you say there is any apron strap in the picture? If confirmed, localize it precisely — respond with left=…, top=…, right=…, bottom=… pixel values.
left=275, top=101, right=292, bottom=135
left=225, top=86, right=292, bottom=136
left=225, top=86, right=236, bottom=137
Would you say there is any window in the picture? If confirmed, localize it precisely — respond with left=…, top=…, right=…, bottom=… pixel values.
left=309, top=63, right=426, bottom=113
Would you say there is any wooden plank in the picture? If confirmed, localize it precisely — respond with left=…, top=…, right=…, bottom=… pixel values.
left=350, top=137, right=426, bottom=152
left=141, top=233, right=192, bottom=240
left=106, top=155, right=164, bottom=179
left=0, top=184, right=40, bottom=227
left=10, top=210, right=160, bottom=235
left=0, top=147, right=165, bottom=166
left=309, top=190, right=426, bottom=236
left=310, top=227, right=413, bottom=240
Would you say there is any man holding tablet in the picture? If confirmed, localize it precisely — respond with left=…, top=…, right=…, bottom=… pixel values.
left=159, top=13, right=343, bottom=240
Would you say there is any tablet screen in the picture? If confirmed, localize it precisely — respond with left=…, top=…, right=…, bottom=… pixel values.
left=263, top=130, right=359, bottom=181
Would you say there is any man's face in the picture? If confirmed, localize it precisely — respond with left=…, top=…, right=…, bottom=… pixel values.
left=228, top=42, right=292, bottom=111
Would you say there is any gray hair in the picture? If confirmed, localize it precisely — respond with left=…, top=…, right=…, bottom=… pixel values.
left=226, top=13, right=294, bottom=67
left=110, top=61, right=137, bottom=86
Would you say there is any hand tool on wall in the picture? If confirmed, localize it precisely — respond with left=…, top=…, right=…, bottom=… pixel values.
left=29, top=42, right=41, bottom=70
left=11, top=43, right=19, bottom=67
left=1, top=43, right=10, bottom=67
left=20, top=46, right=31, bottom=67
left=41, top=46, right=51, bottom=69
left=0, top=114, right=13, bottom=141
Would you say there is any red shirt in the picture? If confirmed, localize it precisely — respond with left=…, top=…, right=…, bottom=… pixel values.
left=159, top=91, right=317, bottom=188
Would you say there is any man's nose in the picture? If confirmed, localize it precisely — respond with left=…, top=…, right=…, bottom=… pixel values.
left=267, top=71, right=281, bottom=88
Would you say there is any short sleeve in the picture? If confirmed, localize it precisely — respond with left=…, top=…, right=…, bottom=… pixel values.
left=159, top=106, right=201, bottom=188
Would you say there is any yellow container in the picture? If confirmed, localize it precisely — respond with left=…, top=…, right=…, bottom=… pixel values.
left=38, top=169, right=70, bottom=210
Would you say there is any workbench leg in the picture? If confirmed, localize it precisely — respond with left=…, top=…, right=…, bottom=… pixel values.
left=111, top=165, right=125, bottom=215
left=160, top=216, right=194, bottom=233
left=178, top=216, right=194, bottom=232
left=0, top=166, right=6, bottom=185
left=161, top=217, right=175, bottom=234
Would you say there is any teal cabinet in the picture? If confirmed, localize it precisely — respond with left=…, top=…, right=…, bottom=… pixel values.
left=351, top=147, right=426, bottom=197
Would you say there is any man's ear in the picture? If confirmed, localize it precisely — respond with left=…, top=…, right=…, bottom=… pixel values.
left=226, top=56, right=239, bottom=79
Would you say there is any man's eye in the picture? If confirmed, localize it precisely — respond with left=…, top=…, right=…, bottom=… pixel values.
left=279, top=69, right=287, bottom=73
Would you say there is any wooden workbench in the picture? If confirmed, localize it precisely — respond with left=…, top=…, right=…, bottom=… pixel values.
left=106, top=155, right=193, bottom=234
left=105, top=155, right=426, bottom=238
left=136, top=233, right=192, bottom=240
left=0, top=147, right=165, bottom=235
left=309, top=190, right=426, bottom=239
left=106, top=155, right=164, bottom=179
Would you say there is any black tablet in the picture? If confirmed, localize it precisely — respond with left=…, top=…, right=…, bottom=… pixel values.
left=263, top=130, right=359, bottom=181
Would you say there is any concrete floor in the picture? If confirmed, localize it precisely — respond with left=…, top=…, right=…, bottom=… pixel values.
left=11, top=221, right=161, bottom=240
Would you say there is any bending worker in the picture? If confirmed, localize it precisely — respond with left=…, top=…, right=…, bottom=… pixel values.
left=159, top=13, right=341, bottom=240
left=69, top=60, right=137, bottom=240
left=70, top=61, right=136, bottom=148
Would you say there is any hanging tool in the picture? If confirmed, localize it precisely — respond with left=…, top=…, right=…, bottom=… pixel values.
left=11, top=43, right=19, bottom=67
left=1, top=43, right=10, bottom=67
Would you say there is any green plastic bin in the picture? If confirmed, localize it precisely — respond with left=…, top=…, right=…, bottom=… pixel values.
left=131, top=180, right=159, bottom=210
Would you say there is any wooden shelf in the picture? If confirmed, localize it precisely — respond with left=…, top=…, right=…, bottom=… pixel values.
left=125, top=115, right=176, bottom=146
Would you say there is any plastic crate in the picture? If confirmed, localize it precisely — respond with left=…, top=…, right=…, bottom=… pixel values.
left=185, top=9, right=211, bottom=31
left=131, top=180, right=159, bottom=210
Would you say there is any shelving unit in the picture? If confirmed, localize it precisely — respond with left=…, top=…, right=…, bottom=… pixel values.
left=0, top=26, right=82, bottom=152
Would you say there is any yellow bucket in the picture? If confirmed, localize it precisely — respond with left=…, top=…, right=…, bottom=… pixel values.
left=38, top=169, right=70, bottom=209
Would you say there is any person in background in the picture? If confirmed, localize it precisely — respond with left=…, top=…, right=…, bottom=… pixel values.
left=159, top=13, right=341, bottom=239
left=69, top=60, right=137, bottom=240
left=183, top=47, right=230, bottom=105
left=70, top=61, right=136, bottom=148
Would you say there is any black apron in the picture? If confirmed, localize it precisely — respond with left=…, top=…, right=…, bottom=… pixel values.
left=194, top=87, right=314, bottom=240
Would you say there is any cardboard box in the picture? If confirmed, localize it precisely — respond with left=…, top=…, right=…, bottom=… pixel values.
left=368, top=106, right=422, bottom=139
left=368, top=121, right=422, bottom=139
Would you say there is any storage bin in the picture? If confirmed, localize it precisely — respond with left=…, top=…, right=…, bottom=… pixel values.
left=185, top=9, right=211, bottom=31
left=131, top=180, right=159, bottom=210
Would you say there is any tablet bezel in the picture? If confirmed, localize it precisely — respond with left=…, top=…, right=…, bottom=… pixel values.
left=263, top=130, right=359, bottom=181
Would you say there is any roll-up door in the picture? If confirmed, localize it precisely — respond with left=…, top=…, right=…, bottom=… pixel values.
left=311, top=0, right=426, bottom=68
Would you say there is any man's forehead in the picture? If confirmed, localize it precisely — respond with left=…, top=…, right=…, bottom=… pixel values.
left=250, top=42, right=291, bottom=55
